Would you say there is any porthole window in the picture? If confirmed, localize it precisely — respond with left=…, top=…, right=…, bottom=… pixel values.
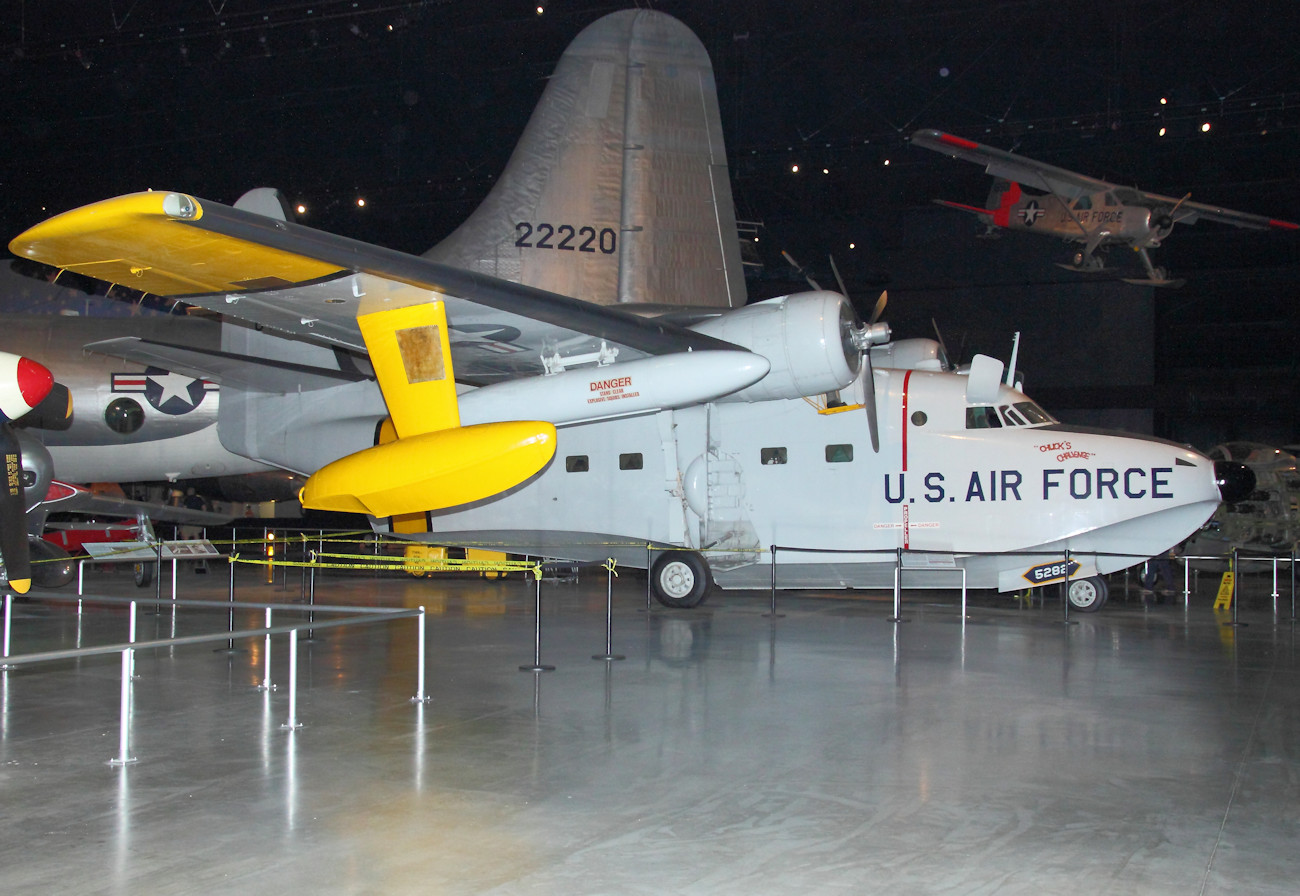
left=761, top=447, right=787, bottom=465
left=825, top=444, right=854, bottom=463
left=565, top=455, right=589, bottom=473
left=619, top=453, right=643, bottom=470
left=911, top=411, right=928, bottom=426
left=104, top=397, right=145, bottom=435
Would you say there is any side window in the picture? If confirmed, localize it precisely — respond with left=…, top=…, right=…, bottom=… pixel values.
left=761, top=447, right=787, bottom=465
left=618, top=453, right=643, bottom=471
left=825, top=444, right=854, bottom=463
left=965, top=406, right=1002, bottom=429
left=565, top=455, right=589, bottom=473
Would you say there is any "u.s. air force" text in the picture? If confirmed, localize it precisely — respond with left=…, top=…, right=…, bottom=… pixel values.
left=884, top=467, right=1175, bottom=503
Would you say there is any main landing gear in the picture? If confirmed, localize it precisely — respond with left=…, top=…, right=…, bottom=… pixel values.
left=649, top=550, right=713, bottom=609
left=1065, top=575, right=1109, bottom=612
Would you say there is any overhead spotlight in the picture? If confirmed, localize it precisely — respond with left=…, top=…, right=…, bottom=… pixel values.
left=822, top=168, right=829, bottom=175
left=849, top=242, right=856, bottom=249
left=883, top=159, right=890, bottom=166
left=296, top=204, right=307, bottom=215
left=1158, top=127, right=1167, bottom=137
left=1160, top=97, right=1168, bottom=105
left=356, top=197, right=367, bottom=208
left=536, top=5, right=545, bottom=13
left=1201, top=122, right=1212, bottom=133
left=791, top=164, right=799, bottom=173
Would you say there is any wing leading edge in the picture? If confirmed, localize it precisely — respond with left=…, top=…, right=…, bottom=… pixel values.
left=10, top=192, right=745, bottom=385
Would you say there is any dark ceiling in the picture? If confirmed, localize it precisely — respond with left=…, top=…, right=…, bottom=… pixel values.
left=3, top=1, right=1298, bottom=441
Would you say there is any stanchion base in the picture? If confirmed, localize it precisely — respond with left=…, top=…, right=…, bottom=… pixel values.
left=279, top=722, right=304, bottom=730
left=409, top=695, right=432, bottom=704
left=762, top=612, right=786, bottom=619
left=886, top=617, right=910, bottom=623
left=255, top=684, right=278, bottom=692
left=107, top=757, right=138, bottom=766
left=592, top=654, right=626, bottom=661
left=213, top=646, right=244, bottom=653
left=519, top=664, right=556, bottom=673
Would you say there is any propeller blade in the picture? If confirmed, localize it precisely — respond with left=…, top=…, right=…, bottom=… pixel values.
left=931, top=318, right=953, bottom=370
left=0, top=422, right=31, bottom=593
left=781, top=250, right=821, bottom=291
left=829, top=254, right=849, bottom=298
left=868, top=290, right=888, bottom=326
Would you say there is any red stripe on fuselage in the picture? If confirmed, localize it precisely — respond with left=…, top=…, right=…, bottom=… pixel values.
left=901, top=369, right=912, bottom=472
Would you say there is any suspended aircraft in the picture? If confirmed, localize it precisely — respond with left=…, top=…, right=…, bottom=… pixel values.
left=8, top=11, right=1254, bottom=610
left=910, top=128, right=1299, bottom=287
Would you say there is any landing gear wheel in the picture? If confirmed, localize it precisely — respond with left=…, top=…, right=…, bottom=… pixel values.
left=133, top=561, right=155, bottom=588
left=650, top=551, right=712, bottom=609
left=1065, top=575, right=1108, bottom=612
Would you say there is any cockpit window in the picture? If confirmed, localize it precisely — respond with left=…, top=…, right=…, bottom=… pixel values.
left=1000, top=405, right=1028, bottom=427
left=965, top=406, right=1002, bottom=429
left=1013, top=401, right=1055, bottom=424
left=1072, top=196, right=1093, bottom=211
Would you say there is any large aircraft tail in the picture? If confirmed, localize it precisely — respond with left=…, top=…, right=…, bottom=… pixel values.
left=425, top=10, right=746, bottom=310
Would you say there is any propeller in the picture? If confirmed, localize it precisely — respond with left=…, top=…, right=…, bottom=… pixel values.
left=1152, top=193, right=1191, bottom=235
left=0, top=353, right=55, bottom=594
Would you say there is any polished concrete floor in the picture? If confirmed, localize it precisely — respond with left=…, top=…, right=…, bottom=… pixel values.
left=1, top=560, right=1298, bottom=895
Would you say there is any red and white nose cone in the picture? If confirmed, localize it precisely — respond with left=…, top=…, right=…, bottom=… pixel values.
left=0, top=352, right=54, bottom=420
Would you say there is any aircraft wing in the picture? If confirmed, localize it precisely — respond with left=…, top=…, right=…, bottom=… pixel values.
left=1114, top=188, right=1300, bottom=232
left=911, top=129, right=1111, bottom=201
left=9, top=192, right=741, bottom=386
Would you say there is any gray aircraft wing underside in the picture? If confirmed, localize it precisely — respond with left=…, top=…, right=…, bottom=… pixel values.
left=82, top=337, right=366, bottom=393
left=911, top=128, right=1110, bottom=201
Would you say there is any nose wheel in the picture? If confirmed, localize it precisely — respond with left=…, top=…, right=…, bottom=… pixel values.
left=1065, top=575, right=1108, bottom=612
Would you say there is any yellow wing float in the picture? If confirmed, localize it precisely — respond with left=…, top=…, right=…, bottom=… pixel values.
left=12, top=192, right=557, bottom=517
left=300, top=301, right=555, bottom=516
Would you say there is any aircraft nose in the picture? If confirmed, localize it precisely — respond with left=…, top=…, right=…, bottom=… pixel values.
left=1214, top=460, right=1255, bottom=504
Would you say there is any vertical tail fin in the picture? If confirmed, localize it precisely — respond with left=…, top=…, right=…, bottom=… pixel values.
left=425, top=10, right=745, bottom=309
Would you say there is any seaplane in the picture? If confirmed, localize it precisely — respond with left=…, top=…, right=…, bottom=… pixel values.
left=5, top=11, right=1253, bottom=610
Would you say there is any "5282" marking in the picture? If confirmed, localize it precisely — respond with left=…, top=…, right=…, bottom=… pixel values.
left=515, top=222, right=616, bottom=254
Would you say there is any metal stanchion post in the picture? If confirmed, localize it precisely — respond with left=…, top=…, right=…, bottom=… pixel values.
left=1227, top=548, right=1247, bottom=627
left=2, top=592, right=11, bottom=666
left=643, top=544, right=652, bottom=612
left=1183, top=555, right=1191, bottom=607
left=764, top=545, right=784, bottom=619
left=108, top=648, right=137, bottom=765
left=411, top=606, right=431, bottom=703
left=154, top=538, right=162, bottom=606
left=520, top=574, right=555, bottom=672
left=258, top=608, right=274, bottom=691
left=888, top=547, right=904, bottom=622
left=1291, top=550, right=1296, bottom=623
left=217, top=554, right=239, bottom=652
left=593, top=560, right=625, bottom=661
left=281, top=628, right=303, bottom=730
left=1061, top=549, right=1073, bottom=625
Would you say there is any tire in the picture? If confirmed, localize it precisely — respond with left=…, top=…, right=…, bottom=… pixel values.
left=133, top=561, right=155, bottom=588
left=650, top=551, right=712, bottom=609
left=1066, top=575, right=1108, bottom=612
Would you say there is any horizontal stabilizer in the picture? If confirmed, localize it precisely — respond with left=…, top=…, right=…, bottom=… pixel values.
left=85, top=337, right=365, bottom=393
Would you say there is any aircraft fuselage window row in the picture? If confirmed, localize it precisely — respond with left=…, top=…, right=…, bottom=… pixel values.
left=564, top=453, right=644, bottom=473
left=563, top=447, right=859, bottom=471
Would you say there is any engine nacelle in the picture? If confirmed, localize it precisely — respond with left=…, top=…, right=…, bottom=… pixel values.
left=689, top=291, right=862, bottom=402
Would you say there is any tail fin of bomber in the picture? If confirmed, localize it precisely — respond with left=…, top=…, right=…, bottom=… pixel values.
left=425, top=10, right=746, bottom=310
